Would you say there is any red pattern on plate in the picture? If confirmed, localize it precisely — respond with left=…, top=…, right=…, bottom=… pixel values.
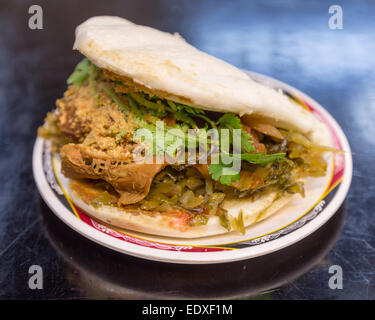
left=73, top=205, right=230, bottom=252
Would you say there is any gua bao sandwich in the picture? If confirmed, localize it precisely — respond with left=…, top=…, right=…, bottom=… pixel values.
left=38, top=16, right=335, bottom=238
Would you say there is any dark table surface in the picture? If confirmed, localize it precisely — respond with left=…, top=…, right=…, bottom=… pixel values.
left=0, top=0, right=374, bottom=300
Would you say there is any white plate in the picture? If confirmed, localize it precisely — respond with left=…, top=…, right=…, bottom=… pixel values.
left=33, top=71, right=352, bottom=264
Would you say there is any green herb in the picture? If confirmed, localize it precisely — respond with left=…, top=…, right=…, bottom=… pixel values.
left=127, top=95, right=143, bottom=118
left=218, top=210, right=231, bottom=231
left=174, top=110, right=198, bottom=128
left=174, top=103, right=209, bottom=128
left=216, top=112, right=255, bottom=153
left=216, top=112, right=242, bottom=129
left=67, top=58, right=90, bottom=85
left=208, top=152, right=286, bottom=186
left=230, top=210, right=245, bottom=234
left=67, top=58, right=100, bottom=104
left=206, top=112, right=286, bottom=185
left=143, top=123, right=185, bottom=158
left=135, top=121, right=203, bottom=159
left=130, top=92, right=217, bottom=129
left=194, top=113, right=217, bottom=128
left=103, top=86, right=129, bottom=114
left=88, top=64, right=100, bottom=105
left=130, top=93, right=168, bottom=117
left=238, top=152, right=286, bottom=165
left=166, top=100, right=178, bottom=111
left=208, top=156, right=241, bottom=186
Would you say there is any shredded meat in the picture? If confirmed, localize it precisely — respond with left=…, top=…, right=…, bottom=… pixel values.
left=241, top=122, right=266, bottom=153
left=56, top=82, right=166, bottom=205
left=55, top=80, right=276, bottom=206
left=230, top=171, right=264, bottom=191
left=57, top=84, right=135, bottom=145
left=60, top=144, right=166, bottom=205
left=56, top=85, right=97, bottom=142
left=241, top=115, right=284, bottom=140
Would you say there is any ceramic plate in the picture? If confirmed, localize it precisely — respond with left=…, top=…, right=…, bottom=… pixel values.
left=33, top=71, right=352, bottom=264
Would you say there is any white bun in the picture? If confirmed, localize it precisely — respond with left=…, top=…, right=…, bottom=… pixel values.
left=69, top=186, right=291, bottom=238
left=74, top=16, right=330, bottom=144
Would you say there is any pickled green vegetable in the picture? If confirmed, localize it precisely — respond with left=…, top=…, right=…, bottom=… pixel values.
left=230, top=210, right=245, bottom=234
left=286, top=182, right=305, bottom=197
left=180, top=190, right=205, bottom=209
left=129, top=129, right=331, bottom=223
left=186, top=176, right=204, bottom=190
left=91, top=191, right=112, bottom=208
left=190, top=214, right=209, bottom=226
left=218, top=209, right=230, bottom=231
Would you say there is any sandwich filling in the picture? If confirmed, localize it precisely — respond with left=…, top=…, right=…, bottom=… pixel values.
left=39, top=59, right=333, bottom=231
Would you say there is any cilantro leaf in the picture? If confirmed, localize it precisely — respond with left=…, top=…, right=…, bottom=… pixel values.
left=179, top=104, right=205, bottom=115
left=208, top=151, right=286, bottom=186
left=135, top=122, right=188, bottom=158
left=217, top=112, right=255, bottom=153
left=130, top=93, right=168, bottom=117
left=209, top=157, right=241, bottom=186
left=194, top=113, right=217, bottom=128
left=88, top=64, right=100, bottom=105
left=216, top=112, right=241, bottom=129
left=174, top=110, right=198, bottom=128
left=103, top=86, right=129, bottom=113
left=127, top=95, right=143, bottom=118
left=173, top=103, right=210, bottom=128
left=67, top=58, right=91, bottom=85
left=240, top=130, right=256, bottom=153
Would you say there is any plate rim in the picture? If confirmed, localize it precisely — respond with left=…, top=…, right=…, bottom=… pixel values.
left=33, top=71, right=353, bottom=264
